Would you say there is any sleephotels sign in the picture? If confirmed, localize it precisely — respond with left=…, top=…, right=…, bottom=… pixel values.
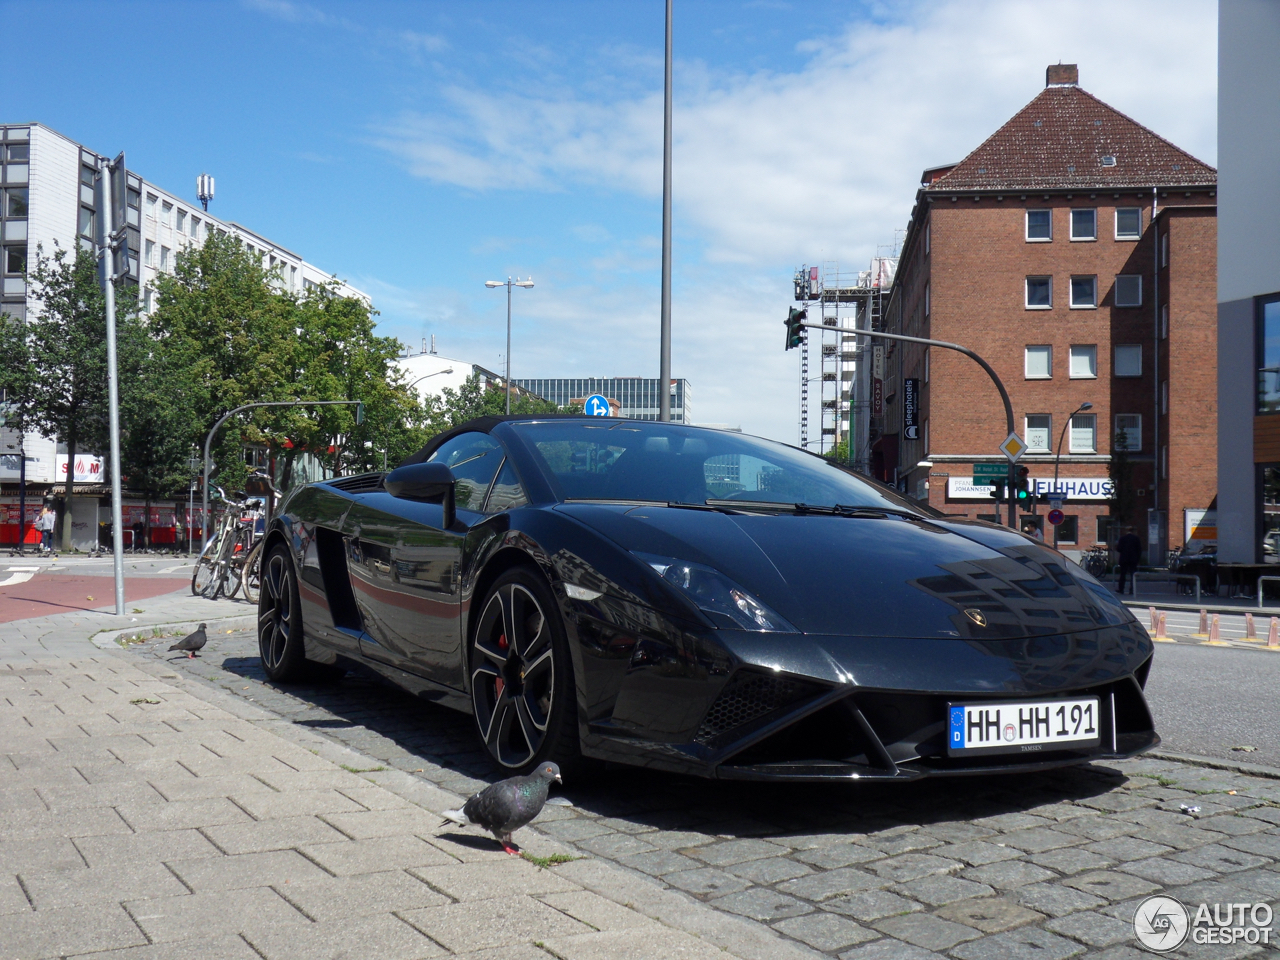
left=947, top=477, right=1115, bottom=500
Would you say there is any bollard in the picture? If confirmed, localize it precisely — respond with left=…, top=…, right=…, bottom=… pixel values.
left=1158, top=612, right=1168, bottom=639
left=1149, top=607, right=1158, bottom=632
left=1209, top=615, right=1221, bottom=642
left=1270, top=617, right=1279, bottom=648
left=1246, top=612, right=1257, bottom=640
left=1197, top=609, right=1208, bottom=635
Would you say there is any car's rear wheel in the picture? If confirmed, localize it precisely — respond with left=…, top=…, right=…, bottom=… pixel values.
left=469, top=566, right=579, bottom=775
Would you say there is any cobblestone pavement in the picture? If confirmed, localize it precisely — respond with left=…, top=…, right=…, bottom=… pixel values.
left=123, top=629, right=1280, bottom=960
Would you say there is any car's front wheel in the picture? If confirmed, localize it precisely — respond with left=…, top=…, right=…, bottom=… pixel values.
left=469, top=566, right=579, bottom=775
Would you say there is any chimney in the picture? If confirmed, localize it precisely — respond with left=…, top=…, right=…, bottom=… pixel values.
left=1046, top=63, right=1078, bottom=87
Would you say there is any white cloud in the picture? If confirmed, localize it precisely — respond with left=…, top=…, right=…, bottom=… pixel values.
left=371, top=0, right=1216, bottom=442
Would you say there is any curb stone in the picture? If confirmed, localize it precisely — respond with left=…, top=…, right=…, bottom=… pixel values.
left=1148, top=749, right=1280, bottom=782
left=128, top=652, right=826, bottom=960
left=91, top=613, right=257, bottom=649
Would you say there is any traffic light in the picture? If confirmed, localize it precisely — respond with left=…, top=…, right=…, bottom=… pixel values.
left=784, top=307, right=808, bottom=351
left=989, top=479, right=1006, bottom=501
left=1015, top=466, right=1033, bottom=511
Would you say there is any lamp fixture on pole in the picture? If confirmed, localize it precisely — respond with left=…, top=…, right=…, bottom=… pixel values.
left=1054, top=401, right=1095, bottom=491
left=485, top=278, right=534, bottom=414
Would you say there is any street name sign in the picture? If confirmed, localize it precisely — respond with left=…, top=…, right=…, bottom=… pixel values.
left=972, top=463, right=1006, bottom=477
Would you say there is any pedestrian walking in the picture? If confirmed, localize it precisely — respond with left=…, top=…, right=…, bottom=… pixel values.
left=1116, top=526, right=1142, bottom=595
left=36, top=505, right=56, bottom=554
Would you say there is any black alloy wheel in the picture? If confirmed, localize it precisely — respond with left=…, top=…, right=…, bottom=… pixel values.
left=258, top=543, right=308, bottom=682
left=469, top=567, right=578, bottom=773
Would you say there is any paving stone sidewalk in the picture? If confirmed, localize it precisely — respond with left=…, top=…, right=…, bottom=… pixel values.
left=112, top=626, right=1280, bottom=960
left=0, top=653, right=810, bottom=960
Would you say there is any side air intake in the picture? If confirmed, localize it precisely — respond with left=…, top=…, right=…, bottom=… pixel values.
left=328, top=473, right=386, bottom=494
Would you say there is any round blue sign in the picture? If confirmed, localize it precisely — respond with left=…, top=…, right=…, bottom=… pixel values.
left=584, top=394, right=611, bottom=417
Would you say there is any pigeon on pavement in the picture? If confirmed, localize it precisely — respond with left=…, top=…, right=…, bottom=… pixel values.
left=168, top=624, right=208, bottom=659
left=440, top=762, right=562, bottom=854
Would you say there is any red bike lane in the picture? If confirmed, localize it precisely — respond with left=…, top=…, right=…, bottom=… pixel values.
left=0, top=573, right=191, bottom=623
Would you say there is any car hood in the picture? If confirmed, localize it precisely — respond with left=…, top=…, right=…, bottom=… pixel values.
left=555, top=503, right=1135, bottom=640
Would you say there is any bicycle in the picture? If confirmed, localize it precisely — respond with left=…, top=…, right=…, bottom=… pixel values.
left=1081, top=544, right=1109, bottom=579
left=239, top=472, right=278, bottom=604
left=191, top=487, right=256, bottom=599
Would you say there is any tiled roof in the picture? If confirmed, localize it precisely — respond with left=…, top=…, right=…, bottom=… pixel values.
left=928, top=84, right=1216, bottom=192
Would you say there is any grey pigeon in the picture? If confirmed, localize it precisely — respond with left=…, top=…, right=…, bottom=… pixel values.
left=169, top=623, right=208, bottom=659
left=440, top=762, right=562, bottom=854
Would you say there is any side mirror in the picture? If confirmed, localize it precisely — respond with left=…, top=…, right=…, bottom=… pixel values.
left=385, top=461, right=456, bottom=528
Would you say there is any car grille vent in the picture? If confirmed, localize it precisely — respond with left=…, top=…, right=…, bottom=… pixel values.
left=328, top=473, right=386, bottom=494
left=696, top=671, right=819, bottom=744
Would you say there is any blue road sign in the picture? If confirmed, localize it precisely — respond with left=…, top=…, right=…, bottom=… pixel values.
left=584, top=394, right=611, bottom=417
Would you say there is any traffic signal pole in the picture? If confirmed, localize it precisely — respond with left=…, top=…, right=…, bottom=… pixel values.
left=794, top=321, right=1018, bottom=527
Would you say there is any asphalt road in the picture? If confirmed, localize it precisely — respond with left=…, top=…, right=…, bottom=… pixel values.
left=1143, top=641, right=1280, bottom=768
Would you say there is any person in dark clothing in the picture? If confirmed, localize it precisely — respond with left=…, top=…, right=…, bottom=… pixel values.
left=1116, top=527, right=1143, bottom=594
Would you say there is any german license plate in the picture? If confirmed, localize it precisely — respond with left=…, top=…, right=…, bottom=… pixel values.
left=946, top=697, right=1100, bottom=755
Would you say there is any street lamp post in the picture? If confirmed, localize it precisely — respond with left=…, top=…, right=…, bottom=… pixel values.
left=1054, top=402, right=1095, bottom=491
left=406, top=368, right=454, bottom=393
left=485, top=278, right=533, bottom=414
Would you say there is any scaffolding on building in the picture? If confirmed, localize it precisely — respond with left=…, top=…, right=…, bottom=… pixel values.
left=791, top=243, right=898, bottom=469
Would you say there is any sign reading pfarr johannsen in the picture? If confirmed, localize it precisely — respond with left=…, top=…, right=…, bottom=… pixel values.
left=947, top=477, right=1115, bottom=500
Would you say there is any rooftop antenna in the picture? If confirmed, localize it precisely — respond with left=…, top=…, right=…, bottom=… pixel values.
left=196, top=173, right=214, bottom=212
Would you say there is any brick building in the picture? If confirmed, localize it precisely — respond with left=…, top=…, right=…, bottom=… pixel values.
left=875, top=65, right=1217, bottom=561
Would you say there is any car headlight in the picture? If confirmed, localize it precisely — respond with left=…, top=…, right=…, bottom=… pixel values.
left=634, top=552, right=796, bottom=632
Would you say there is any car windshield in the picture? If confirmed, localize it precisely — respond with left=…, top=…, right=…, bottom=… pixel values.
left=512, top=420, right=930, bottom=513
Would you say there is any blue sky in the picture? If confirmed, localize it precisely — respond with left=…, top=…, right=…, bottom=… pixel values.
left=6, top=0, right=1217, bottom=441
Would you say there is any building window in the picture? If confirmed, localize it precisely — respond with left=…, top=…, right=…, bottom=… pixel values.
left=175, top=209, right=186, bottom=233
left=1114, top=274, right=1142, bottom=307
left=1161, top=231, right=1169, bottom=268
left=1070, top=208, right=1097, bottom=240
left=1070, top=276, right=1097, bottom=308
left=924, top=221, right=930, bottom=255
left=1258, top=296, right=1280, bottom=413
left=923, top=282, right=930, bottom=317
left=79, top=164, right=95, bottom=186
left=923, top=347, right=930, bottom=383
left=5, top=188, right=28, bottom=217
left=144, top=239, right=155, bottom=267
left=923, top=418, right=929, bottom=453
left=1114, top=344, right=1142, bottom=378
left=143, top=287, right=153, bottom=312
left=1069, top=413, right=1097, bottom=453
left=1026, top=209, right=1052, bottom=241
left=1160, top=303, right=1169, bottom=339
left=1161, top=444, right=1168, bottom=479
left=1025, top=414, right=1051, bottom=452
left=1055, top=515, right=1079, bottom=544
left=3, top=245, right=25, bottom=274
left=1069, top=344, right=1097, bottom=379
left=146, top=194, right=157, bottom=219
left=1025, top=276, right=1052, bottom=308
left=7, top=144, right=29, bottom=162
left=160, top=246, right=170, bottom=271
left=190, top=216, right=200, bottom=237
left=1161, top=379, right=1168, bottom=415
left=78, top=207, right=94, bottom=238
left=1115, top=207, right=1142, bottom=239
left=1025, top=345, right=1052, bottom=379
left=161, top=201, right=173, bottom=227
left=1114, top=414, right=1142, bottom=451
left=1097, top=515, right=1114, bottom=544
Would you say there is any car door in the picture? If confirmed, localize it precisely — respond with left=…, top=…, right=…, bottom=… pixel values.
left=346, top=432, right=505, bottom=689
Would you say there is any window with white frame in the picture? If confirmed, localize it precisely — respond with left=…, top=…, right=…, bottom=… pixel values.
left=1025, top=415, right=1052, bottom=452
left=1114, top=344, right=1142, bottom=377
left=144, top=239, right=154, bottom=267
left=1070, top=276, right=1097, bottom=308
left=1114, top=414, right=1142, bottom=451
left=161, top=201, right=172, bottom=227
left=1070, top=208, right=1097, bottom=240
left=175, top=209, right=185, bottom=233
left=1069, top=344, right=1097, bottom=378
left=1115, top=274, right=1142, bottom=307
left=1025, top=345, right=1052, bottom=379
left=160, top=246, right=170, bottom=271
left=190, top=216, right=199, bottom=237
left=1026, top=210, right=1052, bottom=241
left=1069, top=413, right=1097, bottom=453
left=1025, top=276, right=1051, bottom=308
left=145, top=194, right=157, bottom=219
left=1115, top=207, right=1142, bottom=239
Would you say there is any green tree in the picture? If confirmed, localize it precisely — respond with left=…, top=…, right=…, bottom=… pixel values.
left=422, top=375, right=562, bottom=436
left=0, top=245, right=142, bottom=550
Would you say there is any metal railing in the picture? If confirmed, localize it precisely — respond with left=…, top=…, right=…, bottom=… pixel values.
left=1258, top=576, right=1280, bottom=609
left=1117, top=572, right=1202, bottom=603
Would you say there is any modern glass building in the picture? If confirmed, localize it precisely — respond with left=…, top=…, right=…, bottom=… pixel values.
left=514, top=378, right=691, bottom=422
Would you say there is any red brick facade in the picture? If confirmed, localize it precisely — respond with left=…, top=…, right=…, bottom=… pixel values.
left=875, top=69, right=1217, bottom=561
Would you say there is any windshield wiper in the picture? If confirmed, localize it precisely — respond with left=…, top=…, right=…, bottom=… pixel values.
left=704, top=500, right=921, bottom=519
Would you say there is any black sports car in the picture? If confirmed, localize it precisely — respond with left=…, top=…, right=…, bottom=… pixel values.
left=257, top=416, right=1158, bottom=781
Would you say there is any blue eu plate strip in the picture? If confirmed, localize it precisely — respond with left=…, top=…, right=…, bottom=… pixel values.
left=949, top=705, right=965, bottom=748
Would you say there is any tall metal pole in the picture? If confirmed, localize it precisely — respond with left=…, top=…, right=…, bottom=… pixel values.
left=658, top=0, right=673, bottom=421
left=506, top=279, right=512, bottom=415
left=102, top=160, right=126, bottom=615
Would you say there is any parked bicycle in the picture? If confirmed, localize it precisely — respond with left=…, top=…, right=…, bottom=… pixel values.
left=238, top=472, right=278, bottom=605
left=1081, top=544, right=1109, bottom=579
left=191, top=487, right=256, bottom=599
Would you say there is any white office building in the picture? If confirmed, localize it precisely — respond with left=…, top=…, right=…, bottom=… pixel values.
left=0, top=121, right=365, bottom=488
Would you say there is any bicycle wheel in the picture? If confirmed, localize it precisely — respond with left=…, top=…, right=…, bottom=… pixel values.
left=241, top=541, right=264, bottom=604
left=192, top=539, right=221, bottom=598
left=224, top=527, right=253, bottom=601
